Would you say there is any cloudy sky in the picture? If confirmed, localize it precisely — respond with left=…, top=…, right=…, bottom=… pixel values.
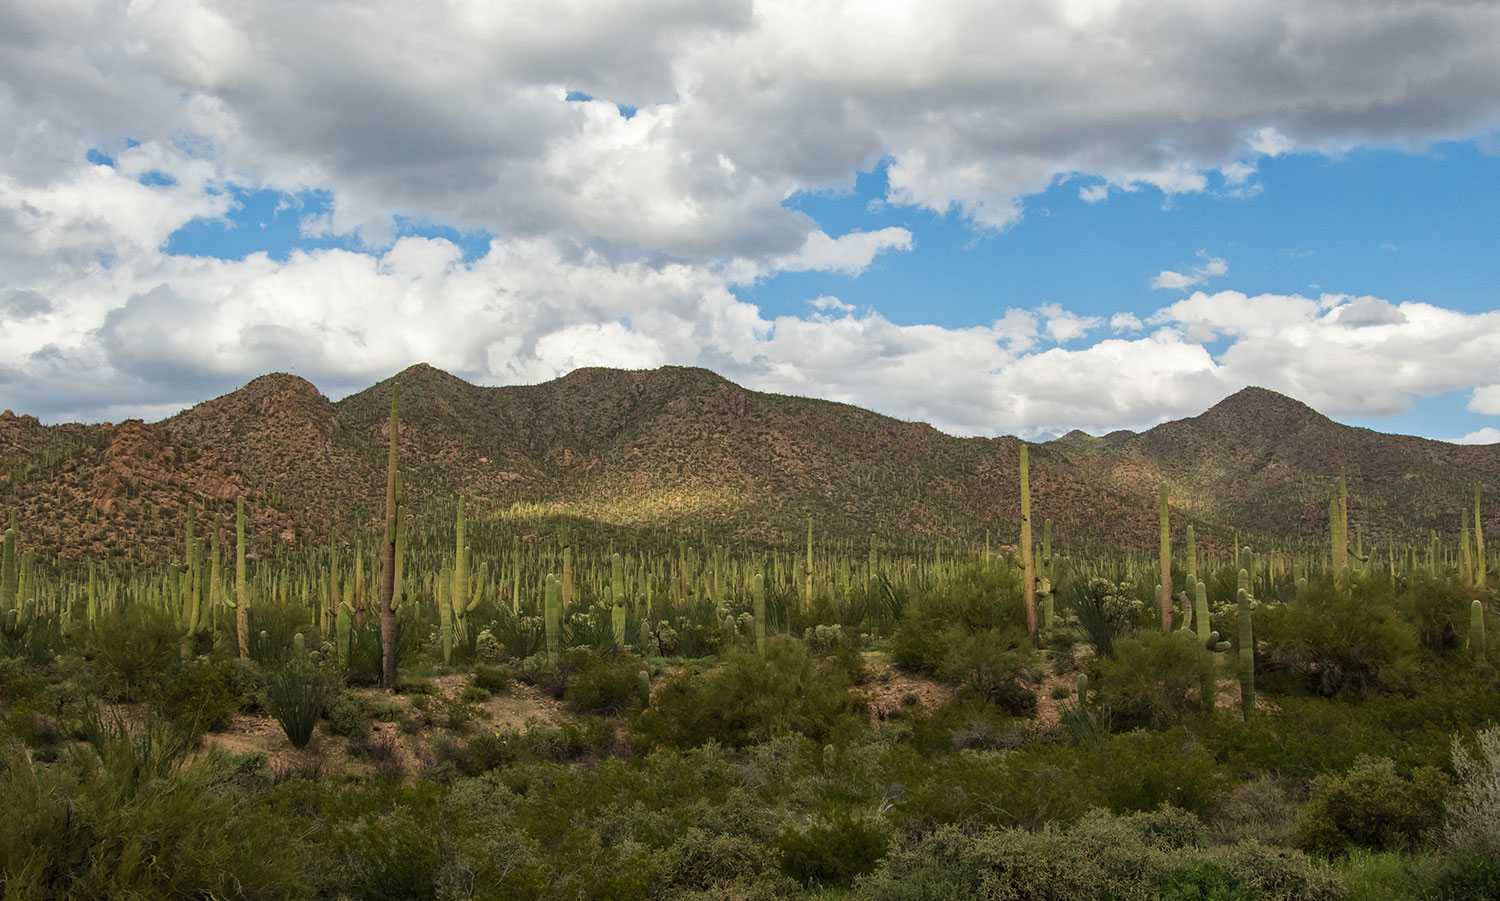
left=3, top=0, right=1500, bottom=442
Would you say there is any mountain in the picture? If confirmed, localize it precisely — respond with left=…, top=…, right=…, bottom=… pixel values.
left=1, top=366, right=1497, bottom=566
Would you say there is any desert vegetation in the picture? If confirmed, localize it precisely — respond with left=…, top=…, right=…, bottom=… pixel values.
left=2, top=385, right=1499, bottom=900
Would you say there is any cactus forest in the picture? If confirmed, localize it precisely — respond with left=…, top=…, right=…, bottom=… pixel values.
left=2, top=374, right=1500, bottom=901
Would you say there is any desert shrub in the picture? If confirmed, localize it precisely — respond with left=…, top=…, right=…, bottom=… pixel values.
left=630, top=636, right=866, bottom=750
left=86, top=603, right=181, bottom=700
left=247, top=596, right=314, bottom=665
left=327, top=694, right=371, bottom=740
left=0, top=736, right=302, bottom=898
left=473, top=663, right=513, bottom=694
left=776, top=808, right=891, bottom=887
left=890, top=564, right=1026, bottom=673
left=565, top=648, right=647, bottom=716
left=858, top=806, right=1200, bottom=901
left=1335, top=850, right=1424, bottom=901
left=1421, top=849, right=1500, bottom=900
left=1066, top=574, right=1144, bottom=659
left=264, top=659, right=328, bottom=749
left=1200, top=841, right=1344, bottom=901
left=1296, top=756, right=1449, bottom=855
left=1211, top=774, right=1299, bottom=847
left=1095, top=631, right=1214, bottom=730
left=1256, top=574, right=1418, bottom=697
left=1445, top=725, right=1500, bottom=855
left=149, top=659, right=239, bottom=734
left=940, top=626, right=1037, bottom=716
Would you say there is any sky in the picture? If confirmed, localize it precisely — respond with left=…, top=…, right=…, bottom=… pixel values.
left=2, top=1, right=1500, bottom=443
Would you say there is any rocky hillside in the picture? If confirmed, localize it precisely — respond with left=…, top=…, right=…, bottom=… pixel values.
left=1, top=365, right=1497, bottom=566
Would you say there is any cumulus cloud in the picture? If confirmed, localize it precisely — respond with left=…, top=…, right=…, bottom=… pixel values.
left=1456, top=427, right=1500, bottom=445
left=5, top=1, right=1500, bottom=437
left=1469, top=385, right=1500, bottom=415
left=1151, top=251, right=1229, bottom=291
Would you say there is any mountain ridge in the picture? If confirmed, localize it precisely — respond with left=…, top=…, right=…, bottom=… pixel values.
left=1, top=366, right=1496, bottom=566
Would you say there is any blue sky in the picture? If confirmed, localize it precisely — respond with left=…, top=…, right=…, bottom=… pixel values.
left=2, top=1, right=1499, bottom=442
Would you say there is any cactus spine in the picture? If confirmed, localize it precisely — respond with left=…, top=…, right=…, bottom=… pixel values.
left=1020, top=443, right=1037, bottom=643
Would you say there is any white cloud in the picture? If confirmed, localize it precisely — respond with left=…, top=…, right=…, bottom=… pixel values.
left=1456, top=428, right=1500, bottom=445
left=1470, top=386, right=1500, bottom=415
left=6, top=2, right=1500, bottom=437
left=770, top=227, right=914, bottom=276
left=1151, top=250, right=1229, bottom=290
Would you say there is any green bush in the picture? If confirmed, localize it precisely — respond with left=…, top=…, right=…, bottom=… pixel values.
left=565, top=649, right=647, bottom=716
left=246, top=597, right=314, bottom=665
left=776, top=809, right=890, bottom=887
left=86, top=603, right=181, bottom=700
left=1296, top=756, right=1449, bottom=856
left=630, top=636, right=866, bottom=750
left=473, top=663, right=513, bottom=695
left=0, top=736, right=302, bottom=898
left=940, top=626, right=1037, bottom=716
left=1257, top=574, right=1418, bottom=698
left=149, top=660, right=240, bottom=734
left=1095, top=631, right=1214, bottom=730
left=890, top=564, right=1026, bottom=673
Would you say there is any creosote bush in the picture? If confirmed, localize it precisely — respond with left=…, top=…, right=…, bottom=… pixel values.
left=630, top=635, right=866, bottom=750
left=1295, top=756, right=1449, bottom=856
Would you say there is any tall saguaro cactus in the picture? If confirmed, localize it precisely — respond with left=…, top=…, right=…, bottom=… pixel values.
left=235, top=497, right=249, bottom=658
left=1477, top=488, right=1487, bottom=589
left=1158, top=484, right=1172, bottom=632
left=1, top=525, right=17, bottom=609
left=1020, top=443, right=1037, bottom=643
left=752, top=571, right=766, bottom=656
left=1238, top=577, right=1254, bottom=721
left=380, top=382, right=401, bottom=690
left=544, top=573, right=561, bottom=667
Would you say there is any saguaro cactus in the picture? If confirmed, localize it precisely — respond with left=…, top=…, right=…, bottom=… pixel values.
left=1472, top=600, right=1487, bottom=665
left=380, top=382, right=401, bottom=689
left=544, top=573, right=561, bottom=667
left=1158, top=484, right=1172, bottom=632
left=611, top=553, right=627, bottom=649
left=1238, top=579, right=1254, bottom=721
left=2, top=525, right=18, bottom=609
left=1020, top=443, right=1037, bottom=643
left=752, top=572, right=767, bottom=656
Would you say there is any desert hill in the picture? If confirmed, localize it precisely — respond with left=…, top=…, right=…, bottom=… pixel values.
left=1, top=365, right=1496, bottom=566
